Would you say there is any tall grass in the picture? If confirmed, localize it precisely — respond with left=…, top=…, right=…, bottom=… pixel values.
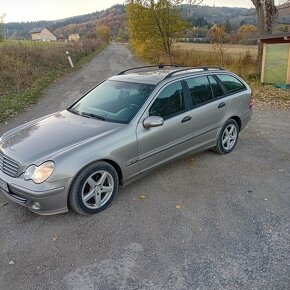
left=0, top=40, right=105, bottom=122
left=159, top=46, right=257, bottom=80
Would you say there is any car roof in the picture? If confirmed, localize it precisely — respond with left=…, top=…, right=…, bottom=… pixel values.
left=109, top=66, right=228, bottom=85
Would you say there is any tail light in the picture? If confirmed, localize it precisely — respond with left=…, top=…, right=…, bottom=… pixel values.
left=249, top=93, right=253, bottom=110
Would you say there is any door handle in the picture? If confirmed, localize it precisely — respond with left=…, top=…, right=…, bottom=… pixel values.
left=181, top=116, right=192, bottom=123
left=218, top=102, right=226, bottom=109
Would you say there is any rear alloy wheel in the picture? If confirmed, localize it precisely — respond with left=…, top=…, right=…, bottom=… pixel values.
left=215, top=119, right=239, bottom=155
left=69, top=162, right=118, bottom=215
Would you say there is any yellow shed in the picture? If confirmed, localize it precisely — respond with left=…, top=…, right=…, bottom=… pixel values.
left=259, top=33, right=290, bottom=85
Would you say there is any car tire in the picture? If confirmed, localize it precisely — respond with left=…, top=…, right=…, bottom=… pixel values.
left=214, top=119, right=239, bottom=155
left=68, top=161, right=119, bottom=215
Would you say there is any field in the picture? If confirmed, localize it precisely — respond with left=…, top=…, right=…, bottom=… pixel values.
left=174, top=42, right=258, bottom=58
left=0, top=40, right=105, bottom=122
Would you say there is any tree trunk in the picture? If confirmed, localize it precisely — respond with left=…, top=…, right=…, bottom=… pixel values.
left=251, top=0, right=278, bottom=75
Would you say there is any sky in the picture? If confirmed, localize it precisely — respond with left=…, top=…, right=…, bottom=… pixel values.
left=1, top=0, right=253, bottom=23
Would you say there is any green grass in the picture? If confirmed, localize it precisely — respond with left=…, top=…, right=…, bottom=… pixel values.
left=0, top=70, right=61, bottom=121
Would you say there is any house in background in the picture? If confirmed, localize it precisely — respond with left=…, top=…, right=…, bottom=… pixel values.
left=259, top=33, right=290, bottom=86
left=68, top=33, right=80, bottom=42
left=29, top=27, right=57, bottom=42
left=57, top=34, right=66, bottom=42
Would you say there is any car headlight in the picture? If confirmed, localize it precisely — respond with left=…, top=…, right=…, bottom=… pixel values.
left=24, top=161, right=55, bottom=184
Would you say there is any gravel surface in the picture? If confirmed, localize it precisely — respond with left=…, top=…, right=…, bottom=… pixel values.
left=0, top=43, right=289, bottom=290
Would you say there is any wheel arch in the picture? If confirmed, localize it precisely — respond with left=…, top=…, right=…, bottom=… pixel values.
left=228, top=116, right=241, bottom=132
left=102, top=159, right=124, bottom=186
left=68, top=158, right=124, bottom=192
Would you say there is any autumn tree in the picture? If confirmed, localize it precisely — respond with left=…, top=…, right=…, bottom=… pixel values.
left=251, top=0, right=278, bottom=35
left=207, top=25, right=227, bottom=65
left=251, top=0, right=278, bottom=73
left=207, top=25, right=227, bottom=43
left=96, top=25, right=111, bottom=43
left=126, top=0, right=202, bottom=60
left=237, top=25, right=258, bottom=44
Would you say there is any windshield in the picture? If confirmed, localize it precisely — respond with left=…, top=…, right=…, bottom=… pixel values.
left=69, top=80, right=155, bottom=124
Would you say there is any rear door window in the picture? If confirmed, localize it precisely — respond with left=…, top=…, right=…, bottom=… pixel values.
left=185, top=76, right=213, bottom=107
left=216, top=74, right=246, bottom=93
left=208, top=76, right=225, bottom=99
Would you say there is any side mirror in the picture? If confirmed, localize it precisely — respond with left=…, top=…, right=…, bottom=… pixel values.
left=143, top=116, right=164, bottom=129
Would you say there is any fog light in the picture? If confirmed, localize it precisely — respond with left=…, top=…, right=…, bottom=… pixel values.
left=31, top=201, right=41, bottom=210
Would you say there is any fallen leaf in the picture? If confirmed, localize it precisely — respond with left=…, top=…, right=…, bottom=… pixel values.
left=0, top=202, right=8, bottom=206
left=139, top=194, right=146, bottom=200
left=175, top=204, right=182, bottom=209
left=52, top=234, right=58, bottom=241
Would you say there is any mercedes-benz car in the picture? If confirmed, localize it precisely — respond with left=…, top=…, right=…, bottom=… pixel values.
left=0, top=65, right=253, bottom=215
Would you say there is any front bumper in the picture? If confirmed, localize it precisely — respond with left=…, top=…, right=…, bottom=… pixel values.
left=0, top=170, right=72, bottom=215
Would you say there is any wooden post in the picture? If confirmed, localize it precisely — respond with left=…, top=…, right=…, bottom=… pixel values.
left=286, top=44, right=290, bottom=84
left=260, top=43, right=266, bottom=83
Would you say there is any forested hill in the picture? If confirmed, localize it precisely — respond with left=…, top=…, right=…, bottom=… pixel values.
left=5, top=4, right=126, bottom=40
left=4, top=4, right=288, bottom=40
left=182, top=5, right=255, bottom=26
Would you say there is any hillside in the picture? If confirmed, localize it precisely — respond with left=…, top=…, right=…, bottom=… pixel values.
left=3, top=4, right=289, bottom=41
left=5, top=5, right=126, bottom=40
left=278, top=3, right=290, bottom=25
left=182, top=5, right=256, bottom=27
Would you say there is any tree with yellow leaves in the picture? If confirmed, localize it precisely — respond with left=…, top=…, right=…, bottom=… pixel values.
left=126, top=0, right=201, bottom=59
left=237, top=25, right=258, bottom=44
left=96, top=25, right=111, bottom=44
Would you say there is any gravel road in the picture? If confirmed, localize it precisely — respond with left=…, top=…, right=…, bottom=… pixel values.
left=0, top=43, right=289, bottom=290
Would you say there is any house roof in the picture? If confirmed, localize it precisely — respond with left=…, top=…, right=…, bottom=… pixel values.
left=29, top=27, right=44, bottom=34
left=29, top=27, right=56, bottom=37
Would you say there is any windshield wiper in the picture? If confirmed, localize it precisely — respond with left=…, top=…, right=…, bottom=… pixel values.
left=81, top=112, right=109, bottom=121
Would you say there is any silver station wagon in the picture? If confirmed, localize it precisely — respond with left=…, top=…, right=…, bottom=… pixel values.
left=0, top=66, right=253, bottom=215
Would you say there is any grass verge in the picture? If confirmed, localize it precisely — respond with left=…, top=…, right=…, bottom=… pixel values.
left=0, top=40, right=106, bottom=123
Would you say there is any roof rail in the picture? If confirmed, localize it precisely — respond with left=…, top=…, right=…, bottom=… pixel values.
left=163, top=66, right=225, bottom=80
left=117, top=64, right=180, bottom=75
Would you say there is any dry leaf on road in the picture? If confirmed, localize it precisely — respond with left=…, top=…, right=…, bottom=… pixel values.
left=52, top=234, right=58, bottom=241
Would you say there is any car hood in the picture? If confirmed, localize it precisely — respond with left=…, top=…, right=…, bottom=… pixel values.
left=0, top=110, right=123, bottom=164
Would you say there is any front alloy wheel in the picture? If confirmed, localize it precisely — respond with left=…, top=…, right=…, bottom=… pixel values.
left=81, top=170, right=114, bottom=210
left=69, top=162, right=119, bottom=215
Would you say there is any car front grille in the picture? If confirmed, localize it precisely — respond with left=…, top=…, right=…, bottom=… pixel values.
left=0, top=151, right=20, bottom=177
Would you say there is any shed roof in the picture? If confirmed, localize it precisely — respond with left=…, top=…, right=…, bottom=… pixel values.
left=257, top=33, right=290, bottom=44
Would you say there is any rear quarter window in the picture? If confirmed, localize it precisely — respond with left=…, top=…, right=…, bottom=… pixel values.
left=217, top=74, right=246, bottom=93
